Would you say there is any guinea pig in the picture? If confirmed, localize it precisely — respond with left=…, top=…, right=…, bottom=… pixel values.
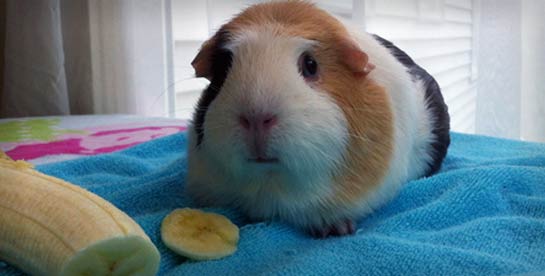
left=185, top=1, right=450, bottom=238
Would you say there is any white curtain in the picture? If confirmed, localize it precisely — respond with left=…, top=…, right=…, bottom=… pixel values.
left=88, top=0, right=173, bottom=117
left=2, top=0, right=72, bottom=117
left=1, top=0, right=172, bottom=118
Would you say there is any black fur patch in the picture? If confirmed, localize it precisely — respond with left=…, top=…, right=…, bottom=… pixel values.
left=373, top=35, right=451, bottom=176
left=193, top=31, right=233, bottom=147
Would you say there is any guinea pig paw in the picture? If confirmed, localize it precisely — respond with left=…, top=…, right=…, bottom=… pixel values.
left=309, top=219, right=356, bottom=239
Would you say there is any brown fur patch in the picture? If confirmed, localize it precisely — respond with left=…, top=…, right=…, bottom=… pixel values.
left=193, top=1, right=354, bottom=78
left=196, top=1, right=394, bottom=207
left=326, top=80, right=393, bottom=206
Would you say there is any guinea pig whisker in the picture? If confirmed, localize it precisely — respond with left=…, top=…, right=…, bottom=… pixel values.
left=158, top=106, right=213, bottom=117
left=145, top=76, right=205, bottom=114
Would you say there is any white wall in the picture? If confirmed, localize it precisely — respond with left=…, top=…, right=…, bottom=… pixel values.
left=521, top=0, right=545, bottom=143
left=475, top=0, right=545, bottom=142
left=475, top=0, right=522, bottom=140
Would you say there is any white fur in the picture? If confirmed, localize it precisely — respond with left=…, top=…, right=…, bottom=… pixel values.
left=186, top=28, right=350, bottom=228
left=186, top=23, right=437, bottom=230
left=346, top=28, right=437, bottom=217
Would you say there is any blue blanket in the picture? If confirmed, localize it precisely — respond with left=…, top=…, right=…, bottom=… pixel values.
left=2, top=132, right=545, bottom=275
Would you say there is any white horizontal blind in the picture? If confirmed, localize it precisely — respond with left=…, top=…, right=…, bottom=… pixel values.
left=171, top=0, right=260, bottom=118
left=171, top=0, right=358, bottom=119
left=364, top=0, right=477, bottom=133
left=171, top=0, right=478, bottom=133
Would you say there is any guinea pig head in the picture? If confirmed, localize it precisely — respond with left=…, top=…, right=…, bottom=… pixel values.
left=190, top=2, right=392, bottom=195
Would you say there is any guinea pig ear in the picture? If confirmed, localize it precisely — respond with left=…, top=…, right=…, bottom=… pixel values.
left=191, top=36, right=218, bottom=80
left=338, top=38, right=375, bottom=78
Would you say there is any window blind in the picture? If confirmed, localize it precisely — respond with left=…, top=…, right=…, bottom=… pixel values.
left=171, top=0, right=478, bottom=134
left=363, top=0, right=477, bottom=133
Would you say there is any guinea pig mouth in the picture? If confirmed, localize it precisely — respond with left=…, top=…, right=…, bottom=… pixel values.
left=247, top=157, right=280, bottom=164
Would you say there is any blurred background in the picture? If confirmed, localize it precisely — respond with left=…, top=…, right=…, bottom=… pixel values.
left=0, top=0, right=544, bottom=142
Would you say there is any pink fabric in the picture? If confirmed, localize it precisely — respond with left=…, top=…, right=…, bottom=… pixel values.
left=7, top=139, right=84, bottom=160
left=6, top=126, right=186, bottom=161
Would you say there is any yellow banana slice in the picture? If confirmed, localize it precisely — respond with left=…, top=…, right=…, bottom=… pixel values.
left=0, top=157, right=160, bottom=276
left=161, top=208, right=239, bottom=260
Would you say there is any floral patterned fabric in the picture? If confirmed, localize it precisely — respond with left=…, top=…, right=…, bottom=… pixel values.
left=0, top=115, right=187, bottom=164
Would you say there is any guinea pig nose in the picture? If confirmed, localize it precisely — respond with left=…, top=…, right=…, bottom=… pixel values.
left=239, top=115, right=251, bottom=129
left=239, top=114, right=278, bottom=131
left=262, top=115, right=278, bottom=130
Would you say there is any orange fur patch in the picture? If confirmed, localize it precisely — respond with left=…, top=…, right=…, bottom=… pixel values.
left=326, top=80, right=393, bottom=206
left=196, top=1, right=394, bottom=208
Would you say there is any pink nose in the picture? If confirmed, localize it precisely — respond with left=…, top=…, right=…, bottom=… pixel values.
left=238, top=113, right=278, bottom=160
left=238, top=113, right=278, bottom=131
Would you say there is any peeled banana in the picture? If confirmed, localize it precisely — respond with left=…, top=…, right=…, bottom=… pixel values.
left=0, top=150, right=12, bottom=161
left=0, top=156, right=160, bottom=276
left=161, top=208, right=239, bottom=260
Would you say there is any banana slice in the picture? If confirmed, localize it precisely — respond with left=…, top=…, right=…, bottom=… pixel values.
left=161, top=208, right=239, bottom=260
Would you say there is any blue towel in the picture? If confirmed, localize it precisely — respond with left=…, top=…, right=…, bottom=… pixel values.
left=2, top=132, right=545, bottom=275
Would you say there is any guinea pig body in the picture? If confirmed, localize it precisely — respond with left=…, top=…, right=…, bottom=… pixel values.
left=185, top=1, right=450, bottom=237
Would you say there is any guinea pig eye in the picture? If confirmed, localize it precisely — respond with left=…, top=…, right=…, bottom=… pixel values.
left=298, top=53, right=319, bottom=81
